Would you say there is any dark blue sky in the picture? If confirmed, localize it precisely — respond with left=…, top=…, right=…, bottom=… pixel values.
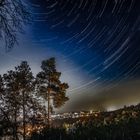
left=0, top=0, right=140, bottom=111
left=30, top=0, right=140, bottom=82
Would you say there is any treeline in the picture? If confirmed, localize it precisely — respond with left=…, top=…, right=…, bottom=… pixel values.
left=0, top=57, right=69, bottom=140
left=31, top=118, right=140, bottom=140
left=30, top=104, right=140, bottom=140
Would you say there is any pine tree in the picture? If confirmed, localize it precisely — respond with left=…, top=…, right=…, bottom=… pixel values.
left=0, top=75, right=10, bottom=137
left=3, top=70, right=21, bottom=140
left=36, top=57, right=69, bottom=127
left=0, top=61, right=49, bottom=139
left=14, top=61, right=34, bottom=140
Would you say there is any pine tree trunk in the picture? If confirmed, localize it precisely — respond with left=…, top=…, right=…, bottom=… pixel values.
left=48, top=71, right=51, bottom=128
left=13, top=107, right=18, bottom=140
left=23, top=91, right=26, bottom=140
left=44, top=101, right=47, bottom=124
left=14, top=110, right=18, bottom=140
left=47, top=89, right=50, bottom=128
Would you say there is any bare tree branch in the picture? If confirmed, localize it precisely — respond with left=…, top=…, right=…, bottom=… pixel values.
left=0, top=0, right=30, bottom=51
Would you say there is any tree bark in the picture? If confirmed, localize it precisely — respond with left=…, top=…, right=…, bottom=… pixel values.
left=22, top=91, right=26, bottom=140
left=13, top=110, right=18, bottom=140
left=47, top=88, right=50, bottom=128
left=47, top=71, right=51, bottom=128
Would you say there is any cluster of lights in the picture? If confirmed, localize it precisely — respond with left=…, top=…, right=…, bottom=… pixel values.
left=51, top=110, right=100, bottom=120
left=26, top=125, right=44, bottom=136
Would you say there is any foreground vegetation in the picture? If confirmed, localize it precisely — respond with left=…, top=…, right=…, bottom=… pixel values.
left=31, top=104, right=140, bottom=140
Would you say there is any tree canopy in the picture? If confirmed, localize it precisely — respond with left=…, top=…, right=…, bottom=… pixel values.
left=36, top=57, right=69, bottom=126
left=0, top=58, right=69, bottom=139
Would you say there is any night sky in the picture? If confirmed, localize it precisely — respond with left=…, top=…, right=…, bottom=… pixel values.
left=0, top=0, right=140, bottom=112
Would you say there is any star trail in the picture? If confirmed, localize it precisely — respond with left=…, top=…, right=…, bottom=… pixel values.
left=29, top=0, right=140, bottom=90
left=0, top=0, right=140, bottom=111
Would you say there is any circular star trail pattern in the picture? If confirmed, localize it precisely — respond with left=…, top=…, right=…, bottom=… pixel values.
left=29, top=0, right=140, bottom=93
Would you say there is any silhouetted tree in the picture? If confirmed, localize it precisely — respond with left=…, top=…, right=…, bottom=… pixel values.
left=3, top=70, right=21, bottom=140
left=0, top=74, right=17, bottom=139
left=14, top=61, right=34, bottom=140
left=1, top=61, right=47, bottom=139
left=0, top=0, right=30, bottom=50
left=36, top=57, right=69, bottom=127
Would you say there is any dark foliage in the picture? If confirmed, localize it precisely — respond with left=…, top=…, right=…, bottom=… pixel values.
left=30, top=104, right=140, bottom=140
